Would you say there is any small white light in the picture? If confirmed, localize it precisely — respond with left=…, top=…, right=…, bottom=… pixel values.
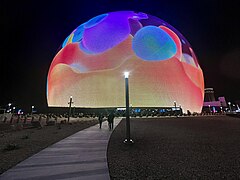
left=32, top=105, right=34, bottom=109
left=124, top=72, right=129, bottom=78
left=8, top=103, right=12, bottom=106
left=70, top=96, right=73, bottom=99
left=13, top=107, right=16, bottom=110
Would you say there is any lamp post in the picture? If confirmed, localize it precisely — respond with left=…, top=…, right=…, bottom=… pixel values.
left=123, top=72, right=134, bottom=144
left=233, top=104, right=236, bottom=111
left=228, top=102, right=232, bottom=112
left=68, top=96, right=74, bottom=123
left=7, top=103, right=12, bottom=113
left=208, top=105, right=211, bottom=113
left=237, top=104, right=240, bottom=110
left=220, top=106, right=223, bottom=114
left=31, top=106, right=34, bottom=116
left=173, top=101, right=177, bottom=116
left=31, top=105, right=34, bottom=123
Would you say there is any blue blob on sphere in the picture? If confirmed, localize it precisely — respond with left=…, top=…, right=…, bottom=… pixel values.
left=72, top=24, right=85, bottom=42
left=62, top=34, right=71, bottom=48
left=132, top=26, right=177, bottom=61
left=84, top=14, right=108, bottom=29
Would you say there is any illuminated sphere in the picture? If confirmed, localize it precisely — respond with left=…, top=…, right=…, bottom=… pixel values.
left=47, top=11, right=204, bottom=113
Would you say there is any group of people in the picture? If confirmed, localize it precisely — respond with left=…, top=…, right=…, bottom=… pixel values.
left=98, top=111, right=115, bottom=130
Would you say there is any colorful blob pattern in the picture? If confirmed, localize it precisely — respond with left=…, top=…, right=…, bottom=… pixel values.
left=47, top=11, right=204, bottom=113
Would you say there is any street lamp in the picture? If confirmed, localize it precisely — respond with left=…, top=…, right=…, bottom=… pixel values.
left=123, top=72, right=134, bottom=144
left=31, top=105, right=34, bottom=116
left=68, top=96, right=74, bottom=123
left=208, top=105, right=211, bottom=113
left=173, top=101, right=177, bottom=116
left=12, top=107, right=16, bottom=114
left=7, top=103, right=12, bottom=113
left=220, top=106, right=223, bottom=113
left=233, top=104, right=236, bottom=111
left=228, top=102, right=232, bottom=112
left=173, top=101, right=176, bottom=108
left=237, top=104, right=240, bottom=110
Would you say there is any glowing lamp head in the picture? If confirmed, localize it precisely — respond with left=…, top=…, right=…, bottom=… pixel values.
left=8, top=103, right=12, bottom=107
left=32, top=105, right=34, bottom=109
left=124, top=72, right=129, bottom=78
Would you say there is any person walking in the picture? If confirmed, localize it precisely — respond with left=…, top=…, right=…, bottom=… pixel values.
left=98, top=113, right=103, bottom=129
left=107, top=113, right=111, bottom=130
left=108, top=111, right=115, bottom=130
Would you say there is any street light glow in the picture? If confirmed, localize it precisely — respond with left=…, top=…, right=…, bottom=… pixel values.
left=124, top=72, right=129, bottom=78
left=32, top=105, right=34, bottom=109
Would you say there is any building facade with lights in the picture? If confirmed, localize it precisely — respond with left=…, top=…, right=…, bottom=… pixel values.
left=202, top=88, right=227, bottom=113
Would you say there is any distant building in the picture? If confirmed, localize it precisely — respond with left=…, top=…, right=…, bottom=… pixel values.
left=202, top=88, right=227, bottom=113
left=204, top=88, right=215, bottom=102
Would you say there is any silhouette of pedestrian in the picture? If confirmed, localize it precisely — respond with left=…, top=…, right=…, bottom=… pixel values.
left=98, top=113, right=103, bottom=129
left=107, top=113, right=111, bottom=130
left=108, top=111, right=115, bottom=130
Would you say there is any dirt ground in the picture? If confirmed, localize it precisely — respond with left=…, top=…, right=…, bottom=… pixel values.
left=108, top=115, right=240, bottom=179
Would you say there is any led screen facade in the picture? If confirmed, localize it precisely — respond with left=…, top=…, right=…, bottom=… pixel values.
left=47, top=11, right=204, bottom=113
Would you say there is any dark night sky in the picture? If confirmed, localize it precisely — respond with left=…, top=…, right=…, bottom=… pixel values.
left=1, top=0, right=240, bottom=112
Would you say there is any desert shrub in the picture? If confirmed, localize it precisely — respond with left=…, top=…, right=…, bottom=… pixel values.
left=21, top=135, right=29, bottom=139
left=3, top=143, right=20, bottom=151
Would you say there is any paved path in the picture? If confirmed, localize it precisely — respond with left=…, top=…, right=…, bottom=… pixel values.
left=0, top=118, right=122, bottom=180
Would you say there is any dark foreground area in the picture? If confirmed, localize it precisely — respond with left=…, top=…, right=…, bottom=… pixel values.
left=107, top=116, right=240, bottom=179
left=0, top=119, right=98, bottom=174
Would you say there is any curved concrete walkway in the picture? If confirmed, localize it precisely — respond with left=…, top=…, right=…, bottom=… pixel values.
left=0, top=118, right=121, bottom=180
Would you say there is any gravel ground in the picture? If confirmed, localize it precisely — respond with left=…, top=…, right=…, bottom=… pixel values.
left=0, top=119, right=99, bottom=174
left=107, top=116, right=240, bottom=179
